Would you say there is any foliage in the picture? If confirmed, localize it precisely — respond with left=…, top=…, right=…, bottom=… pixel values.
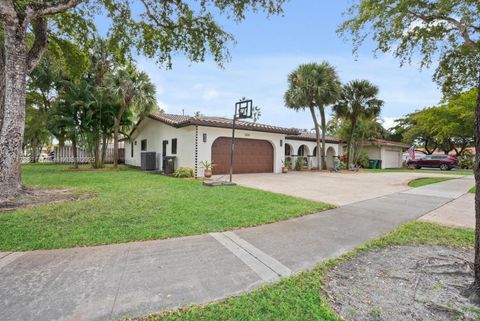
left=294, top=157, right=304, bottom=171
left=459, top=150, right=474, bottom=169
left=173, top=167, right=194, bottom=178
left=333, top=79, right=383, bottom=166
left=285, top=62, right=342, bottom=169
left=282, top=158, right=291, bottom=168
left=0, top=164, right=332, bottom=250
left=125, top=221, right=473, bottom=321
left=200, top=161, right=214, bottom=170
left=23, top=104, right=50, bottom=162
left=394, top=89, right=475, bottom=155
left=338, top=0, right=480, bottom=96
left=356, top=150, right=370, bottom=168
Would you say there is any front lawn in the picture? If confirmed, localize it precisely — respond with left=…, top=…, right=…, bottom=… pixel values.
left=408, top=177, right=454, bottom=188
left=0, top=164, right=332, bottom=251
left=127, top=221, right=474, bottom=321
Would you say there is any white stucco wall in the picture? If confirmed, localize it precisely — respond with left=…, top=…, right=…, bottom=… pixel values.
left=196, top=126, right=286, bottom=176
left=124, top=118, right=195, bottom=170
left=284, top=139, right=340, bottom=169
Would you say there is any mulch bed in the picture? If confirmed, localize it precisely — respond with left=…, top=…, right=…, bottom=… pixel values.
left=324, top=245, right=479, bottom=321
left=0, top=188, right=94, bottom=212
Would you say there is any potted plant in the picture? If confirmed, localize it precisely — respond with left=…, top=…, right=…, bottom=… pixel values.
left=281, top=159, right=291, bottom=173
left=200, top=160, right=215, bottom=178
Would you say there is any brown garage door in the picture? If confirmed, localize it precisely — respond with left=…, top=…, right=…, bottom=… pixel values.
left=212, top=137, right=274, bottom=174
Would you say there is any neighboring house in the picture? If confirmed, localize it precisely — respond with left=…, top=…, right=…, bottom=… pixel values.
left=356, top=139, right=409, bottom=169
left=125, top=113, right=341, bottom=176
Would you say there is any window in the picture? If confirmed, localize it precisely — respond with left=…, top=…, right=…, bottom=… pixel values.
left=130, top=141, right=134, bottom=157
left=141, top=139, right=147, bottom=151
left=171, top=138, right=177, bottom=154
left=203, top=133, right=207, bottom=143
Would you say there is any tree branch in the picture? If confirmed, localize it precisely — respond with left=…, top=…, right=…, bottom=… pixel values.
left=407, top=10, right=476, bottom=47
left=29, top=0, right=82, bottom=18
left=139, top=0, right=176, bottom=30
left=26, top=18, right=48, bottom=74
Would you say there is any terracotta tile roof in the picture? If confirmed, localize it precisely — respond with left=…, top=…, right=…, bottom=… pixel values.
left=147, top=113, right=300, bottom=135
left=285, top=132, right=343, bottom=143
left=358, top=139, right=409, bottom=148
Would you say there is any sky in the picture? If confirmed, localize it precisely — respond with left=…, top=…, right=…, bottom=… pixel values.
left=102, top=1, right=443, bottom=130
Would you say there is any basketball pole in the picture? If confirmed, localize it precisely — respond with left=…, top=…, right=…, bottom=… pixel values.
left=229, top=115, right=236, bottom=183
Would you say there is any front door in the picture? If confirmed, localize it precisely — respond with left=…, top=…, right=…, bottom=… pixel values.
left=162, top=140, right=168, bottom=171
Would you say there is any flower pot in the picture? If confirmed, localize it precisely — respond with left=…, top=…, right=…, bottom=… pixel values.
left=204, top=169, right=212, bottom=178
left=282, top=167, right=288, bottom=174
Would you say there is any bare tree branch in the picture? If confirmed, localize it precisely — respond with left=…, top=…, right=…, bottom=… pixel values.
left=26, top=18, right=48, bottom=74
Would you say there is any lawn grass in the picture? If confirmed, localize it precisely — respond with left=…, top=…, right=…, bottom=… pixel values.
left=127, top=221, right=474, bottom=321
left=407, top=177, right=454, bottom=188
left=0, top=164, right=333, bottom=251
left=367, top=168, right=473, bottom=175
left=471, top=186, right=476, bottom=193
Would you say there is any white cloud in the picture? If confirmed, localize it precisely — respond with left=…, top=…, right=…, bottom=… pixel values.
left=381, top=117, right=399, bottom=130
left=202, top=89, right=220, bottom=101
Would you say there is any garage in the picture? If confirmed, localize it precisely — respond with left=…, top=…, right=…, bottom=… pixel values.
left=383, top=150, right=401, bottom=168
left=212, top=137, right=274, bottom=174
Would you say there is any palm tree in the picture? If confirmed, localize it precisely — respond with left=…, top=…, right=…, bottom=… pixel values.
left=285, top=62, right=341, bottom=170
left=333, top=79, right=383, bottom=168
left=108, top=65, right=157, bottom=168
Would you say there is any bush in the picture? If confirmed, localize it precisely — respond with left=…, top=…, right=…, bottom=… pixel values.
left=173, top=167, right=194, bottom=178
left=294, top=157, right=304, bottom=171
left=356, top=150, right=370, bottom=168
left=459, top=150, right=474, bottom=169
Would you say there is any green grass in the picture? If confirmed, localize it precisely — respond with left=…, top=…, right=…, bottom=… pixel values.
left=408, top=177, right=454, bottom=188
left=470, top=186, right=476, bottom=193
left=367, top=168, right=473, bottom=175
left=0, top=164, right=333, bottom=251
left=127, top=221, right=474, bottom=321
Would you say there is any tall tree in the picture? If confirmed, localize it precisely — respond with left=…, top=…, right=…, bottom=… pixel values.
left=333, top=79, right=383, bottom=168
left=0, top=0, right=286, bottom=199
left=285, top=63, right=341, bottom=170
left=339, top=0, right=480, bottom=299
left=107, top=65, right=157, bottom=168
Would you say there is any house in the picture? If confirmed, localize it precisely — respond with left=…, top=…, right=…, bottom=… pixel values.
left=355, top=139, right=409, bottom=169
left=124, top=113, right=341, bottom=176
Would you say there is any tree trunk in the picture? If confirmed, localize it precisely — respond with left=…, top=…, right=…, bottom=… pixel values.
left=0, top=23, right=28, bottom=198
left=473, top=73, right=480, bottom=298
left=101, top=134, right=108, bottom=166
left=72, top=136, right=78, bottom=169
left=347, top=118, right=357, bottom=169
left=309, top=105, right=321, bottom=170
left=319, top=105, right=327, bottom=170
left=113, top=103, right=127, bottom=168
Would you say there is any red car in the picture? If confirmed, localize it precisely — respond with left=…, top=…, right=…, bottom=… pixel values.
left=407, top=154, right=458, bottom=171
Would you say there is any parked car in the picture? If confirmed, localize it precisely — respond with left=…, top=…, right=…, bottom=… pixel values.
left=407, top=154, right=458, bottom=170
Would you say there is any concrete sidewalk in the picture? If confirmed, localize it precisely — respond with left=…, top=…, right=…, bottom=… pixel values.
left=0, top=176, right=473, bottom=321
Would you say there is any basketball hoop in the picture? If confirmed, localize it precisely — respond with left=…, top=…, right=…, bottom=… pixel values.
left=230, top=99, right=253, bottom=182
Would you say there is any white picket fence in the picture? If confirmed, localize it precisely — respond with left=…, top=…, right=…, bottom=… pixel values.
left=22, top=146, right=123, bottom=164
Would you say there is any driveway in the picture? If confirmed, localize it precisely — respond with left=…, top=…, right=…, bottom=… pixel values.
left=231, top=171, right=466, bottom=206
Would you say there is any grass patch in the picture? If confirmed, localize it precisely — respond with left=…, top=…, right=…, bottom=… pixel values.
left=367, top=168, right=473, bottom=175
left=470, top=186, right=476, bottom=193
left=407, top=177, right=454, bottom=188
left=127, top=221, right=474, bottom=321
left=0, top=164, right=333, bottom=251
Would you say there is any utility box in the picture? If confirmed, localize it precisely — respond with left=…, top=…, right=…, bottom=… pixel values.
left=163, top=156, right=176, bottom=175
left=141, top=152, right=157, bottom=171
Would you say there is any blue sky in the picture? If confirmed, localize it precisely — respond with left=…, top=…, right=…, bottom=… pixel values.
left=105, top=1, right=443, bottom=130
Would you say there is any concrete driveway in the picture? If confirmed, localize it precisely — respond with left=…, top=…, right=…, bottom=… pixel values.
left=231, top=171, right=466, bottom=206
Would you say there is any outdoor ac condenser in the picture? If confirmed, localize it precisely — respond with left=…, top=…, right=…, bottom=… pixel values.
left=141, top=152, right=157, bottom=171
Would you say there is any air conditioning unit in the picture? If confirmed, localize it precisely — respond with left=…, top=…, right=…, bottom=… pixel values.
left=141, top=152, right=157, bottom=171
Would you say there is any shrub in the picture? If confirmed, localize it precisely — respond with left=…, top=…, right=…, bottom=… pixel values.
left=459, top=150, right=474, bottom=169
left=294, top=157, right=304, bottom=171
left=173, top=167, right=194, bottom=178
left=356, top=150, right=370, bottom=168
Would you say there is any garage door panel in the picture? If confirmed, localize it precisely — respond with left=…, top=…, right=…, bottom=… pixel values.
left=383, top=150, right=400, bottom=169
left=212, top=137, right=273, bottom=174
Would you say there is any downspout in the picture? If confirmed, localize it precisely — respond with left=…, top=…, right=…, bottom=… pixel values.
left=194, top=125, right=198, bottom=178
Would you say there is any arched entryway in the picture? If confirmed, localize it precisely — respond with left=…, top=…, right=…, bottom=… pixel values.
left=312, top=146, right=323, bottom=169
left=285, top=143, right=293, bottom=156
left=326, top=147, right=336, bottom=169
left=297, top=144, right=309, bottom=156
left=211, top=137, right=274, bottom=174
